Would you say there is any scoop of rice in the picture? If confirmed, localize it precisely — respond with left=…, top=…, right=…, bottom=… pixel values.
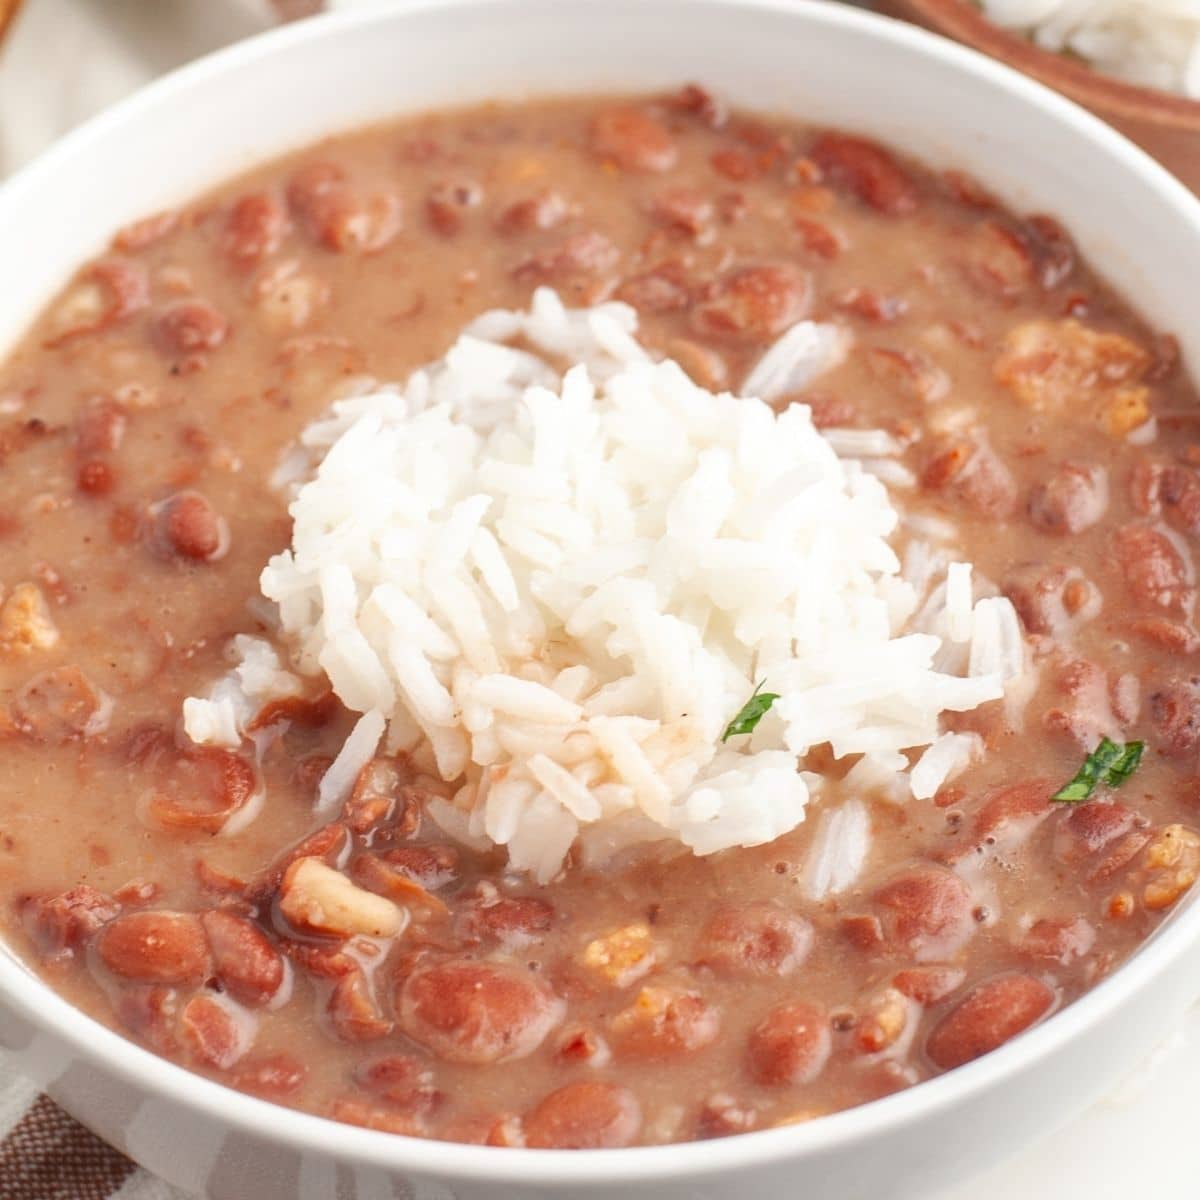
left=185, top=288, right=1021, bottom=882
left=980, top=0, right=1200, bottom=98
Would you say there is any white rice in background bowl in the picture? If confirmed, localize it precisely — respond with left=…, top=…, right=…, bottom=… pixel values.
left=979, top=0, right=1200, bottom=97
left=183, top=287, right=1028, bottom=886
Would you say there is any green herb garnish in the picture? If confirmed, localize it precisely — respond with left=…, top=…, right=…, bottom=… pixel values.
left=1051, top=737, right=1145, bottom=804
left=722, top=681, right=780, bottom=742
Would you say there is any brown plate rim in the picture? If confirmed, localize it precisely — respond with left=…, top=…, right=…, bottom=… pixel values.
left=894, top=0, right=1200, bottom=129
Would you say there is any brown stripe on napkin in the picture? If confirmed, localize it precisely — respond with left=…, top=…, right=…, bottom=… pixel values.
left=0, top=1094, right=135, bottom=1200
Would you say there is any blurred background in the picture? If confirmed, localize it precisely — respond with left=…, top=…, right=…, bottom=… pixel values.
left=0, top=0, right=322, bottom=176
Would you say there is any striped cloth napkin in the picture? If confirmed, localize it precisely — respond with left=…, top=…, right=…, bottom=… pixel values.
left=0, top=1060, right=186, bottom=1200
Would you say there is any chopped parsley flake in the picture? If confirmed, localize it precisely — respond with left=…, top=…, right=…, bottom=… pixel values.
left=1051, top=737, right=1145, bottom=804
left=722, top=681, right=780, bottom=742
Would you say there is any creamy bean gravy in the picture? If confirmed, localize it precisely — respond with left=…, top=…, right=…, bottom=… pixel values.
left=1, top=91, right=1199, bottom=1148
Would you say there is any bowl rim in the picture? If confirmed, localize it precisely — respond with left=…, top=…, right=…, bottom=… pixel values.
left=3, top=0, right=1200, bottom=1185
left=893, top=0, right=1200, bottom=129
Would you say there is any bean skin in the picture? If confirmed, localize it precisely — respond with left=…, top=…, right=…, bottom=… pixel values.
left=397, top=959, right=563, bottom=1065
left=926, top=975, right=1054, bottom=1070
left=747, top=1002, right=831, bottom=1086
left=524, top=1082, right=641, bottom=1149
left=96, top=912, right=211, bottom=987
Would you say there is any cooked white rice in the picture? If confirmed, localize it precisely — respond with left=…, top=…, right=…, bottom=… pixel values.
left=184, top=288, right=1025, bottom=883
left=980, top=0, right=1200, bottom=97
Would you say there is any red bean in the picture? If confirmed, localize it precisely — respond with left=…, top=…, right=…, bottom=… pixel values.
left=616, top=264, right=692, bottom=313
left=377, top=844, right=460, bottom=890
left=457, top=895, right=554, bottom=947
left=182, top=994, right=251, bottom=1070
left=113, top=880, right=162, bottom=907
left=1130, top=460, right=1163, bottom=517
left=113, top=210, right=179, bottom=252
left=665, top=83, right=727, bottom=129
left=694, top=903, right=813, bottom=978
left=667, top=337, right=729, bottom=391
left=696, top=1094, right=758, bottom=1139
left=926, top=974, right=1054, bottom=1069
left=794, top=217, right=844, bottom=260
left=200, top=911, right=284, bottom=1007
left=77, top=460, right=114, bottom=496
left=921, top=437, right=1017, bottom=519
left=45, top=258, right=150, bottom=346
left=892, top=966, right=965, bottom=1005
left=96, top=911, right=211, bottom=986
left=342, top=757, right=403, bottom=834
left=807, top=394, right=859, bottom=428
left=525, top=1082, right=641, bottom=1149
left=970, top=778, right=1055, bottom=848
left=1042, top=658, right=1131, bottom=752
left=356, top=1054, right=439, bottom=1114
left=440, top=1112, right=526, bottom=1147
left=115, top=985, right=179, bottom=1052
left=651, top=187, right=713, bottom=237
left=280, top=938, right=358, bottom=982
left=10, top=666, right=111, bottom=743
left=1020, top=916, right=1096, bottom=965
left=513, top=231, right=620, bottom=302
left=222, top=192, right=288, bottom=267
left=1029, top=464, right=1108, bottom=535
left=330, top=1096, right=426, bottom=1137
left=944, top=169, right=996, bottom=209
left=1024, top=214, right=1076, bottom=290
left=1139, top=617, right=1200, bottom=663
left=1159, top=466, right=1200, bottom=536
left=710, top=148, right=758, bottom=182
left=747, top=1001, right=831, bottom=1086
left=244, top=821, right=349, bottom=907
left=810, top=132, right=919, bottom=215
left=231, top=1053, right=307, bottom=1099
left=555, top=1024, right=610, bottom=1067
left=1004, top=565, right=1098, bottom=637
left=867, top=347, right=948, bottom=404
left=1113, top=523, right=1190, bottom=610
left=1054, top=801, right=1149, bottom=880
left=76, top=399, right=127, bottom=456
left=873, top=866, right=974, bottom=961
left=692, top=264, right=811, bottom=343
left=328, top=967, right=393, bottom=1042
left=20, top=885, right=120, bottom=962
left=960, top=220, right=1034, bottom=299
left=142, top=747, right=257, bottom=836
left=611, top=984, right=720, bottom=1060
left=397, top=959, right=563, bottom=1064
left=836, top=287, right=907, bottom=323
left=589, top=106, right=678, bottom=172
left=153, top=490, right=229, bottom=562
left=1150, top=677, right=1200, bottom=758
left=153, top=299, right=229, bottom=356
left=287, top=162, right=402, bottom=253
left=840, top=913, right=885, bottom=950
left=495, top=190, right=573, bottom=234
left=248, top=691, right=339, bottom=735
left=426, top=179, right=483, bottom=236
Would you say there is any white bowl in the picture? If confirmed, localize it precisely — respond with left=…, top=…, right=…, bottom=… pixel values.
left=3, top=2, right=1200, bottom=1197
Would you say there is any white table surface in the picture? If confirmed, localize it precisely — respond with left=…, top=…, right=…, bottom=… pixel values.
left=939, top=1009, right=1196, bottom=1199
left=2, top=2, right=1197, bottom=1197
